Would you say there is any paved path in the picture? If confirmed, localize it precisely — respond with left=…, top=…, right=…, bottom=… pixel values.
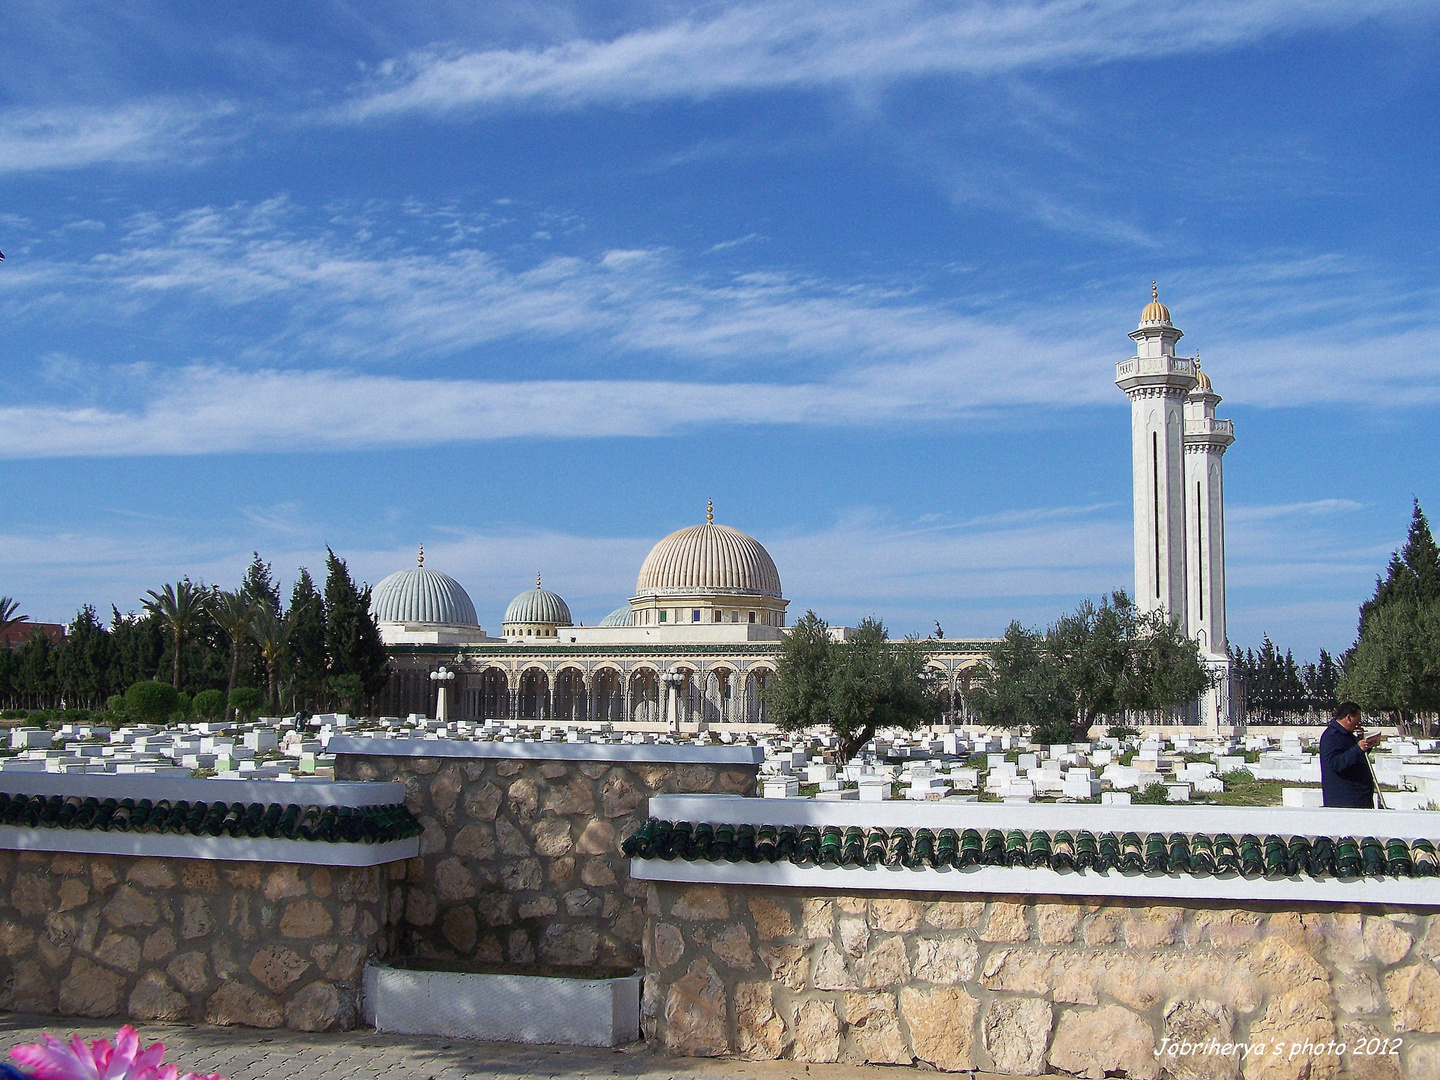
left=0, top=1016, right=1039, bottom=1080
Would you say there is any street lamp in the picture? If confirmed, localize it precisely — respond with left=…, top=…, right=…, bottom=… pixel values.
left=660, top=667, right=686, bottom=730
left=430, top=665, right=456, bottom=723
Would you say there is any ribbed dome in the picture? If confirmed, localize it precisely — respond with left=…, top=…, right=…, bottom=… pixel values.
left=371, top=566, right=478, bottom=626
left=504, top=581, right=572, bottom=627
left=1140, top=282, right=1172, bottom=326
left=636, top=516, right=783, bottom=599
left=598, top=606, right=634, bottom=627
left=1195, top=368, right=1212, bottom=391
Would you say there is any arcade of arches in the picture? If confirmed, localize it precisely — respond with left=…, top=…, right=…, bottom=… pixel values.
left=378, top=646, right=988, bottom=730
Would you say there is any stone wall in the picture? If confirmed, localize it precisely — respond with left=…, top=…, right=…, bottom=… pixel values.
left=643, top=882, right=1440, bottom=1080
left=0, top=850, right=399, bottom=1032
left=335, top=753, right=755, bottom=971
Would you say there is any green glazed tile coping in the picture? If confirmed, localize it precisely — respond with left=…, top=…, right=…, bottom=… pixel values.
left=623, top=819, right=1439, bottom=881
left=0, top=791, right=421, bottom=844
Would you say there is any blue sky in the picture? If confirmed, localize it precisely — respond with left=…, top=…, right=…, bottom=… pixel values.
left=2, top=1, right=1437, bottom=656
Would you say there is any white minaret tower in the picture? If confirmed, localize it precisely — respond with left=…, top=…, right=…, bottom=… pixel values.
left=1184, top=359, right=1236, bottom=732
left=1116, top=284, right=1196, bottom=620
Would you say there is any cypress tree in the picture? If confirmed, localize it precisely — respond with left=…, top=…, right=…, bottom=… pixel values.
left=239, top=552, right=282, bottom=689
left=283, top=569, right=326, bottom=713
left=56, top=606, right=115, bottom=709
left=1359, top=500, right=1440, bottom=631
left=15, top=634, right=57, bottom=710
left=108, top=607, right=165, bottom=690
left=1342, top=500, right=1440, bottom=735
left=322, top=549, right=389, bottom=712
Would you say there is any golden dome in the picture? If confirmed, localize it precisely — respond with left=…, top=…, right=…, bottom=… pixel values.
left=1140, top=281, right=1172, bottom=325
left=635, top=507, right=782, bottom=599
left=1196, top=369, right=1212, bottom=391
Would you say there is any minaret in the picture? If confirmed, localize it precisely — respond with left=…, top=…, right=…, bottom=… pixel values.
left=1184, top=359, right=1236, bottom=731
left=1183, top=360, right=1234, bottom=656
left=1116, top=284, right=1196, bottom=620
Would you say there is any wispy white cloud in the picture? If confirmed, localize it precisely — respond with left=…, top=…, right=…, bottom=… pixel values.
left=341, top=0, right=1416, bottom=118
left=5, top=200, right=1439, bottom=461
left=1227, top=498, right=1365, bottom=523
left=0, top=364, right=970, bottom=458
left=0, top=101, right=230, bottom=173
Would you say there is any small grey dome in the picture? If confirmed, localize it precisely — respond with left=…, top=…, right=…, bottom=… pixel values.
left=371, top=563, right=478, bottom=626
left=503, top=578, right=572, bottom=628
left=598, top=606, right=634, bottom=627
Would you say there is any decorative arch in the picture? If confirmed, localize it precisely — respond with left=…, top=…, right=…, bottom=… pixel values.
left=590, top=666, right=626, bottom=724
left=518, top=668, right=551, bottom=721
left=554, top=666, right=587, bottom=722
left=476, top=666, right=510, bottom=721
left=628, top=667, right=660, bottom=723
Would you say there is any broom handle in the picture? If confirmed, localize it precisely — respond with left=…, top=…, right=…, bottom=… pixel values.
left=1361, top=738, right=1387, bottom=810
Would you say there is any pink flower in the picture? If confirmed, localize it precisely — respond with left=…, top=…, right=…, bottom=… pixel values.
left=9, top=1028, right=226, bottom=1080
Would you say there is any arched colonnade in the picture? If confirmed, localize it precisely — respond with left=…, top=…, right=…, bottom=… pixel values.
left=452, top=660, right=779, bottom=725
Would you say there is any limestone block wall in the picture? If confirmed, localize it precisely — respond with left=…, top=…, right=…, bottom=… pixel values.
left=643, top=883, right=1440, bottom=1080
left=0, top=850, right=400, bottom=1032
left=333, top=743, right=758, bottom=971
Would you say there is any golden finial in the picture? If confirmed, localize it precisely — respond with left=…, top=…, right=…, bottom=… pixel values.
left=536, top=572, right=542, bottom=589
left=706, top=499, right=714, bottom=525
left=417, top=544, right=424, bottom=567
left=1151, top=280, right=1158, bottom=301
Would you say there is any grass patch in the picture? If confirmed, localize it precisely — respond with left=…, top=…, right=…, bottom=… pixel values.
left=1203, top=769, right=1298, bottom=807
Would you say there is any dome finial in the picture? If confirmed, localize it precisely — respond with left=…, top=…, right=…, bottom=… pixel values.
left=536, top=571, right=542, bottom=589
left=417, top=544, right=424, bottom=567
left=1152, top=280, right=1158, bottom=301
left=706, top=498, right=714, bottom=525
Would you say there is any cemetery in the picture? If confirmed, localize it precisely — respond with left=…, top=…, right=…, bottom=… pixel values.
left=0, top=712, right=1437, bottom=1074
left=8, top=707, right=1440, bottom=812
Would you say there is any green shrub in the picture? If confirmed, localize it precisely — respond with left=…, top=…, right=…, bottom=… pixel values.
left=1135, top=781, right=1171, bottom=804
left=228, top=687, right=263, bottom=721
left=124, top=681, right=178, bottom=724
left=192, top=689, right=226, bottom=721
left=105, top=695, right=126, bottom=717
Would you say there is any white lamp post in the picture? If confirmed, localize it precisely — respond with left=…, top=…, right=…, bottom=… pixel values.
left=661, top=667, right=686, bottom=731
left=430, top=665, right=456, bottom=723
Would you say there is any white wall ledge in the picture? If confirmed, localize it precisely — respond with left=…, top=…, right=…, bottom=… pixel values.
left=330, top=737, right=763, bottom=766
left=0, top=825, right=418, bottom=866
left=0, top=772, right=406, bottom=807
left=646, top=794, right=1440, bottom=841
left=631, top=856, right=1440, bottom=907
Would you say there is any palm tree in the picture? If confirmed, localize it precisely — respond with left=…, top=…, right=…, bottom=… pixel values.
left=143, top=581, right=210, bottom=689
left=0, top=597, right=28, bottom=647
left=250, top=606, right=287, bottom=713
left=212, top=589, right=255, bottom=712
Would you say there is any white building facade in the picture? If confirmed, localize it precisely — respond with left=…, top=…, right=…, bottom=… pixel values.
left=1116, top=287, right=1238, bottom=733
left=370, top=511, right=988, bottom=732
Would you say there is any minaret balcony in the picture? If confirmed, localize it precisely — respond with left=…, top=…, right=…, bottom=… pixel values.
left=1183, top=416, right=1235, bottom=448
left=1115, top=355, right=1197, bottom=393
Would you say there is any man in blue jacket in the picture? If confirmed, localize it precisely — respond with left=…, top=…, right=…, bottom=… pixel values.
left=1319, top=702, right=1384, bottom=808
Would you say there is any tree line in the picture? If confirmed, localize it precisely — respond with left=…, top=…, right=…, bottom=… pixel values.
left=0, top=549, right=389, bottom=719
left=1229, top=639, right=1340, bottom=721
left=765, top=500, right=1440, bottom=749
left=764, top=596, right=1209, bottom=754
